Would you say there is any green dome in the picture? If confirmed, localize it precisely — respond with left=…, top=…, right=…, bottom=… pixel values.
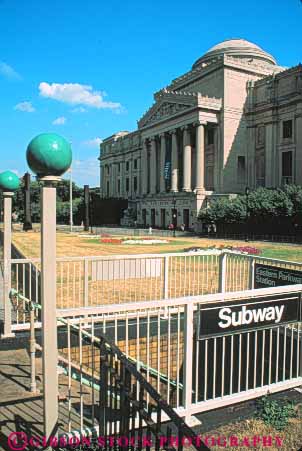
left=26, top=133, right=72, bottom=177
left=0, top=171, right=20, bottom=192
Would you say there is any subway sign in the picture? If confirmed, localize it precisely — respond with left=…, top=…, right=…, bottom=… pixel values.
left=199, top=293, right=301, bottom=338
left=254, top=263, right=302, bottom=288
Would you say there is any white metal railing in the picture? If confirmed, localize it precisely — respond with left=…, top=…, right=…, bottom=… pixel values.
left=55, top=283, right=302, bottom=431
left=9, top=250, right=302, bottom=329
left=225, top=253, right=302, bottom=293
left=10, top=251, right=220, bottom=324
left=10, top=280, right=302, bottom=434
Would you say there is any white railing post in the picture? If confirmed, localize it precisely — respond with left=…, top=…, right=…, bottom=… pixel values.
left=183, top=302, right=194, bottom=420
left=248, top=257, right=255, bottom=290
left=40, top=177, right=59, bottom=438
left=2, top=192, right=14, bottom=338
left=26, top=132, right=72, bottom=443
left=30, top=304, right=38, bottom=393
left=84, top=258, right=89, bottom=308
left=218, top=252, right=227, bottom=293
left=163, top=256, right=169, bottom=299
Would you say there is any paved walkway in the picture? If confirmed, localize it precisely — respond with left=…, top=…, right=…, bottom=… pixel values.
left=0, top=335, right=87, bottom=451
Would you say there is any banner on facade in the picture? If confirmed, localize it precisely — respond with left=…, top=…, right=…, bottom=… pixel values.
left=198, top=293, right=301, bottom=338
left=254, top=263, right=302, bottom=288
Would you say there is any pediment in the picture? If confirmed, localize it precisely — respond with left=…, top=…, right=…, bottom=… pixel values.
left=138, top=89, right=201, bottom=128
left=139, top=101, right=193, bottom=128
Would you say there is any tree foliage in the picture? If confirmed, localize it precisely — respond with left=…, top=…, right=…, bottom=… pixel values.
left=198, top=185, right=302, bottom=232
left=9, top=177, right=85, bottom=224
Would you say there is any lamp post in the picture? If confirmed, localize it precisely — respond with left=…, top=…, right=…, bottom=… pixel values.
left=0, top=171, right=20, bottom=338
left=172, top=193, right=177, bottom=238
left=84, top=184, right=90, bottom=232
left=245, top=186, right=250, bottom=242
left=69, top=167, right=73, bottom=233
left=26, top=133, right=72, bottom=441
left=23, top=172, right=32, bottom=231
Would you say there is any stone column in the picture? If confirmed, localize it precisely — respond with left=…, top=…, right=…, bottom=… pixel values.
left=171, top=130, right=179, bottom=192
left=141, top=140, right=148, bottom=195
left=111, top=163, right=116, bottom=197
left=160, top=133, right=166, bottom=193
left=247, top=125, right=256, bottom=189
left=295, top=109, right=302, bottom=185
left=195, top=122, right=205, bottom=192
left=150, top=137, right=157, bottom=194
left=182, top=126, right=192, bottom=191
left=265, top=122, right=274, bottom=187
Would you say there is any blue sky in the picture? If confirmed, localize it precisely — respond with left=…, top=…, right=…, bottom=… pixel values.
left=0, top=0, right=301, bottom=187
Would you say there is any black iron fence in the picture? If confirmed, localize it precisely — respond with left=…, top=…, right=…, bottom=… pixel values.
left=97, top=333, right=210, bottom=451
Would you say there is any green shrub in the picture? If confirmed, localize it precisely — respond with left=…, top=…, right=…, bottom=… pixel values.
left=256, top=396, right=297, bottom=430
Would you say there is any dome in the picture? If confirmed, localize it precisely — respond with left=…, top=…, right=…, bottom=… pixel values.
left=192, top=38, right=277, bottom=69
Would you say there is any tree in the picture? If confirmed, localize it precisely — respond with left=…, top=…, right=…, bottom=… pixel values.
left=11, top=177, right=84, bottom=225
left=198, top=186, right=302, bottom=235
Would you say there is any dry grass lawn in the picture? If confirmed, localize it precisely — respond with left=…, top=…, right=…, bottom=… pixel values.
left=206, top=413, right=302, bottom=450
left=11, top=229, right=302, bottom=261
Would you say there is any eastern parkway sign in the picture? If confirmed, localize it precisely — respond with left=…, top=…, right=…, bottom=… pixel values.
left=254, top=263, right=302, bottom=288
left=199, top=293, right=301, bottom=338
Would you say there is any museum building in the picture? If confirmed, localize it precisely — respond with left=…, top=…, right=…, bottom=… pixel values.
left=99, top=39, right=302, bottom=229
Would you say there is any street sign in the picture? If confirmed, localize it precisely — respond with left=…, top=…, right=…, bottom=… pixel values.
left=254, top=263, right=302, bottom=288
left=199, top=293, right=301, bottom=338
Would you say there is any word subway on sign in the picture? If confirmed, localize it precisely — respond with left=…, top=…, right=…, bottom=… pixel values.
left=199, top=293, right=301, bottom=338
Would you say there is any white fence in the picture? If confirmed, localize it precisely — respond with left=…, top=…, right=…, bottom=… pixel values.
left=5, top=249, right=302, bottom=432
left=54, top=284, right=302, bottom=432
left=10, top=251, right=221, bottom=325
left=9, top=250, right=302, bottom=329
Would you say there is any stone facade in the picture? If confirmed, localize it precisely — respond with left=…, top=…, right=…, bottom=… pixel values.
left=99, top=39, right=302, bottom=229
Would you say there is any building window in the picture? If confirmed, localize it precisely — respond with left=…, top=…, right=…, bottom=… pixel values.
left=118, top=179, right=121, bottom=194
left=133, top=176, right=137, bottom=192
left=283, top=120, right=293, bottom=139
left=237, top=156, right=246, bottom=184
left=126, top=161, right=130, bottom=172
left=281, top=151, right=293, bottom=185
left=126, top=178, right=129, bottom=192
left=106, top=181, right=110, bottom=197
left=118, top=163, right=121, bottom=173
left=134, top=159, right=137, bottom=170
left=207, top=128, right=214, bottom=145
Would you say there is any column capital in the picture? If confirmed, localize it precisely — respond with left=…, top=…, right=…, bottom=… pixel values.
left=181, top=124, right=190, bottom=131
left=193, top=120, right=206, bottom=127
left=169, top=129, right=177, bottom=136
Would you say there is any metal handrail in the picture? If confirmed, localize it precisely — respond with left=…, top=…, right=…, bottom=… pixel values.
left=97, top=332, right=210, bottom=451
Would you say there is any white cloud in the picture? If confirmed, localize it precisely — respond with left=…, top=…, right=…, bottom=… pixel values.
left=71, top=157, right=99, bottom=186
left=39, top=82, right=121, bottom=110
left=52, top=116, right=66, bottom=125
left=71, top=106, right=87, bottom=113
left=14, top=101, right=35, bottom=113
left=0, top=62, right=22, bottom=81
left=82, top=137, right=103, bottom=147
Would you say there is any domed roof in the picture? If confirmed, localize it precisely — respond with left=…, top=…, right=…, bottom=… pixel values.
left=192, top=39, right=277, bottom=69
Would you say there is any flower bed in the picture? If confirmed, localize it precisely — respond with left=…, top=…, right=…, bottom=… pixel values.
left=122, top=239, right=169, bottom=245
left=100, top=238, right=122, bottom=244
left=100, top=236, right=169, bottom=245
left=184, top=245, right=262, bottom=255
